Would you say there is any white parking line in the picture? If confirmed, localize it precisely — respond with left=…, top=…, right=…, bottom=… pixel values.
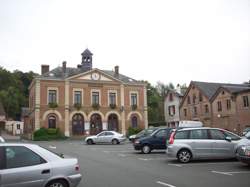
left=177, top=161, right=239, bottom=166
left=138, top=158, right=167, bottom=161
left=212, top=170, right=250, bottom=176
left=103, top=150, right=132, bottom=153
left=156, top=181, right=176, bottom=187
left=211, top=171, right=233, bottom=176
left=167, top=164, right=182, bottom=167
left=118, top=154, right=127, bottom=157
left=49, top=145, right=56, bottom=149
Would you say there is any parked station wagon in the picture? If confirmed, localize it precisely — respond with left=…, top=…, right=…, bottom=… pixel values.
left=166, top=127, right=241, bottom=163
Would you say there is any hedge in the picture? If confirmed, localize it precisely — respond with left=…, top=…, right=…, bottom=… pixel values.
left=127, top=127, right=142, bottom=137
left=33, top=128, right=67, bottom=141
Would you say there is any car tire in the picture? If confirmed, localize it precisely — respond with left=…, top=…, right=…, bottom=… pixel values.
left=46, top=179, right=68, bottom=187
left=87, top=139, right=94, bottom=145
left=177, top=149, right=192, bottom=163
left=141, top=145, right=151, bottom=154
left=112, top=139, right=119, bottom=145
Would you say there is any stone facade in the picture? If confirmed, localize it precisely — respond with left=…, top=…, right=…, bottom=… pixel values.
left=180, top=81, right=250, bottom=134
left=212, top=88, right=250, bottom=133
left=28, top=49, right=148, bottom=136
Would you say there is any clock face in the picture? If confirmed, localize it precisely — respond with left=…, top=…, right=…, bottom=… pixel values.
left=91, top=73, right=100, bottom=80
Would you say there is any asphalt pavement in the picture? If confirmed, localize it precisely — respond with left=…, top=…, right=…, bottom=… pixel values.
left=25, top=140, right=250, bottom=187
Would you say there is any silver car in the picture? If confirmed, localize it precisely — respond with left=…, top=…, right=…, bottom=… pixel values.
left=0, top=143, right=82, bottom=187
left=85, top=131, right=126, bottom=145
left=0, top=136, right=5, bottom=142
left=166, top=127, right=241, bottom=163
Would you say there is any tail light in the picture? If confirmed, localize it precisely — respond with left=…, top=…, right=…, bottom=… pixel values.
left=75, top=164, right=80, bottom=171
left=169, top=132, right=175, bottom=144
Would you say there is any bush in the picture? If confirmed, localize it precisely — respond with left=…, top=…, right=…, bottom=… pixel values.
left=33, top=127, right=47, bottom=137
left=33, top=128, right=66, bottom=141
left=47, top=128, right=58, bottom=135
left=127, top=126, right=142, bottom=137
left=148, top=121, right=166, bottom=127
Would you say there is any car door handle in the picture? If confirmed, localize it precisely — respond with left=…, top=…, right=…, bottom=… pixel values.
left=41, top=169, right=50, bottom=174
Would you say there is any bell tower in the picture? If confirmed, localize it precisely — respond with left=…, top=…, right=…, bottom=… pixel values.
left=81, top=48, right=93, bottom=71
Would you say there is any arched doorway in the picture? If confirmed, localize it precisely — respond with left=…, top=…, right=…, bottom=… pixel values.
left=108, top=114, right=119, bottom=132
left=48, top=115, right=57, bottom=129
left=90, top=113, right=102, bottom=135
left=72, top=114, right=85, bottom=135
left=131, top=115, right=138, bottom=128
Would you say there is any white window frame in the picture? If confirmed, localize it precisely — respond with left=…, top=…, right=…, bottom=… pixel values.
left=47, top=87, right=59, bottom=104
left=129, top=91, right=139, bottom=106
left=108, top=90, right=118, bottom=106
left=91, top=89, right=101, bottom=105
left=73, top=88, right=84, bottom=105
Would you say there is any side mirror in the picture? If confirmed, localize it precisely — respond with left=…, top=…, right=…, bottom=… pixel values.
left=225, top=136, right=232, bottom=142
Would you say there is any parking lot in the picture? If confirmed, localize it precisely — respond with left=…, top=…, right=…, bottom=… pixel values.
left=30, top=140, right=250, bottom=187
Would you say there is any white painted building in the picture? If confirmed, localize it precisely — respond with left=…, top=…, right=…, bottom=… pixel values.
left=5, top=121, right=24, bottom=135
left=164, top=90, right=183, bottom=128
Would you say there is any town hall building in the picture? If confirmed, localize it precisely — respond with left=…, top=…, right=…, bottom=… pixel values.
left=27, top=49, right=148, bottom=137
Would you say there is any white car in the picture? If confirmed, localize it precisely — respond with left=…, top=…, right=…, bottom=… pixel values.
left=0, top=143, right=82, bottom=187
left=85, top=131, right=126, bottom=145
left=0, top=136, right=5, bottom=142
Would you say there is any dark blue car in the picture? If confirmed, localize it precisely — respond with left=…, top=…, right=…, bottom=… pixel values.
left=133, top=127, right=173, bottom=154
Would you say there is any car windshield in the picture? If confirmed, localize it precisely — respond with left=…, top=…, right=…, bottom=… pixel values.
left=245, top=131, right=250, bottom=138
left=243, top=128, right=250, bottom=132
left=223, top=130, right=241, bottom=141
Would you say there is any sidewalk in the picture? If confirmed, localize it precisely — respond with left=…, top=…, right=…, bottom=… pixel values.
left=0, top=130, right=20, bottom=141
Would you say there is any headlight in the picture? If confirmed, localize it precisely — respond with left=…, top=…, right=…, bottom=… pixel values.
left=240, top=146, right=250, bottom=156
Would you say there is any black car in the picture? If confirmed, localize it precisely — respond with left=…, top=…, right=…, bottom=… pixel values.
left=133, top=127, right=173, bottom=154
left=129, top=127, right=159, bottom=142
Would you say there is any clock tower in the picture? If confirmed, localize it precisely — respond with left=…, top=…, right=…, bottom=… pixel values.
left=81, top=48, right=93, bottom=72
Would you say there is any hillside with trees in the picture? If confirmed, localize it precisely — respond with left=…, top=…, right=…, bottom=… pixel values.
left=0, top=67, right=37, bottom=120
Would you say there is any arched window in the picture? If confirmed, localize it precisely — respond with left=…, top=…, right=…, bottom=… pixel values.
left=72, top=114, right=85, bottom=135
left=48, top=115, right=56, bottom=129
left=131, top=116, right=138, bottom=128
left=108, top=114, right=119, bottom=132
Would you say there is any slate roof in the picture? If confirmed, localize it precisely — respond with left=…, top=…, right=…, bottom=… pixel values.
left=81, top=48, right=93, bottom=55
left=38, top=67, right=144, bottom=85
left=192, top=81, right=250, bottom=100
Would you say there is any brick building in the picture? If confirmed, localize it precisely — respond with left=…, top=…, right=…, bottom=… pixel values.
left=180, top=81, right=250, bottom=134
left=28, top=49, right=148, bottom=137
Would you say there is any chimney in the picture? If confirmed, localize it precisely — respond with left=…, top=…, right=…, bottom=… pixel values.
left=62, top=61, right=67, bottom=73
left=176, top=84, right=181, bottom=94
left=41, top=65, right=49, bottom=75
left=114, top=66, right=119, bottom=77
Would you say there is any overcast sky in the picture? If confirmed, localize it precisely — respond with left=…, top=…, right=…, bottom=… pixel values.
left=0, top=0, right=249, bottom=86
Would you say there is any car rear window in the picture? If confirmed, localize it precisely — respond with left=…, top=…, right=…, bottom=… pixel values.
left=175, top=130, right=189, bottom=139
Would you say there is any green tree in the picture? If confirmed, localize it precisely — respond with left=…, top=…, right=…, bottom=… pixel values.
left=0, top=67, right=37, bottom=120
left=0, top=87, right=23, bottom=119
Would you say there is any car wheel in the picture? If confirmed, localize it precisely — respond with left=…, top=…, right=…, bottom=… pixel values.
left=87, top=139, right=94, bottom=145
left=142, top=145, right=151, bottom=154
left=112, top=139, right=119, bottom=145
left=177, top=149, right=192, bottom=163
left=47, top=179, right=68, bottom=187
